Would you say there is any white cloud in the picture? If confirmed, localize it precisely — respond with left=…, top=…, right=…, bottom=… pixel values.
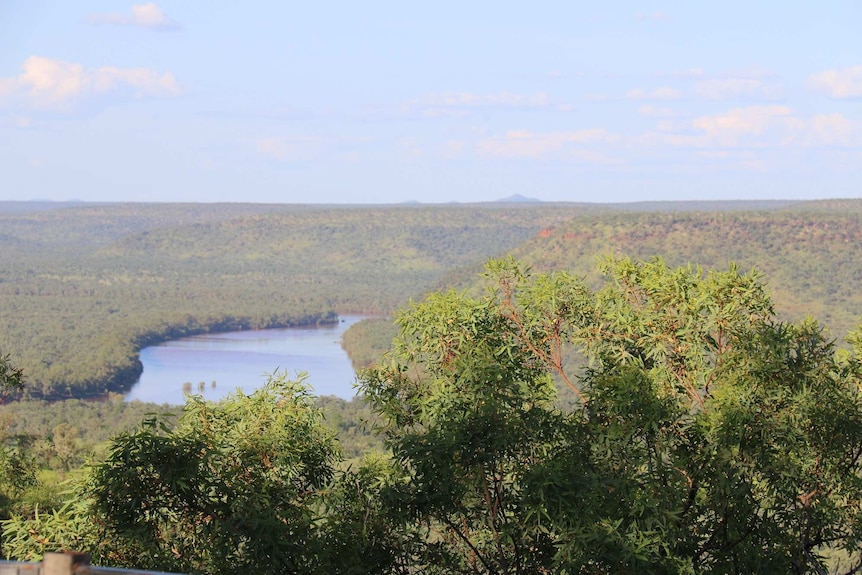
left=89, top=3, right=176, bottom=30
left=476, top=129, right=618, bottom=159
left=636, top=10, right=670, bottom=22
left=626, top=87, right=682, bottom=101
left=783, top=113, right=861, bottom=147
left=95, top=66, right=178, bottom=96
left=637, top=105, right=679, bottom=118
left=395, top=137, right=423, bottom=159
left=443, top=140, right=466, bottom=158
left=0, top=56, right=180, bottom=111
left=808, top=66, right=862, bottom=99
left=0, top=78, right=16, bottom=97
left=690, top=105, right=791, bottom=146
left=645, top=106, right=861, bottom=150
left=256, top=135, right=371, bottom=162
left=257, top=136, right=323, bottom=161
left=695, top=78, right=781, bottom=100
left=654, top=68, right=706, bottom=80
left=648, top=68, right=781, bottom=101
left=131, top=3, right=172, bottom=27
left=0, top=114, right=32, bottom=129
left=257, top=137, right=285, bottom=158
left=403, top=91, right=554, bottom=117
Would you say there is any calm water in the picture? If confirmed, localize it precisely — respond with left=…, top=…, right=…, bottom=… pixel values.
left=125, top=315, right=367, bottom=405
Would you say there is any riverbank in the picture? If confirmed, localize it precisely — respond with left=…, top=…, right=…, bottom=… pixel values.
left=23, top=311, right=339, bottom=402
left=126, top=314, right=365, bottom=404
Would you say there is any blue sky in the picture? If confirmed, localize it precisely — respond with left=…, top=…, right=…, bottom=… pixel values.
left=1, top=2, right=861, bottom=203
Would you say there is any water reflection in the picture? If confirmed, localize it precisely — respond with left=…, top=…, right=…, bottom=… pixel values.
left=125, top=315, right=366, bottom=404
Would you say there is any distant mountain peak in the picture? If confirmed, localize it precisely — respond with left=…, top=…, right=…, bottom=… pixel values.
left=496, top=194, right=541, bottom=203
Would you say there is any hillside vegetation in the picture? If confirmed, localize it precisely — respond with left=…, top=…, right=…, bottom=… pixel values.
left=0, top=202, right=596, bottom=398
left=505, top=200, right=862, bottom=340
left=6, top=199, right=862, bottom=573
left=5, top=199, right=862, bottom=398
left=341, top=201, right=862, bottom=408
left=6, top=256, right=862, bottom=574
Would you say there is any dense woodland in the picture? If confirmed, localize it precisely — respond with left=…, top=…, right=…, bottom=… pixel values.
left=3, top=200, right=862, bottom=399
left=4, top=199, right=862, bottom=573
left=0, top=202, right=605, bottom=398
left=347, top=200, right=862, bottom=402
left=510, top=202, right=862, bottom=339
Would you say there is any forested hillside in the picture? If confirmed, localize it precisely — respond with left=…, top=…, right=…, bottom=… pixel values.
left=0, top=202, right=595, bottom=398
left=342, top=200, right=862, bottom=399
left=505, top=199, right=862, bottom=340
left=6, top=200, right=862, bottom=398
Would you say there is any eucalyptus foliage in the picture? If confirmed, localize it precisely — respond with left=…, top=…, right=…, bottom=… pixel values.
left=6, top=255, right=862, bottom=574
left=360, top=256, right=862, bottom=574
left=0, top=354, right=24, bottom=404
left=3, top=373, right=342, bottom=574
left=0, top=353, right=31, bottom=526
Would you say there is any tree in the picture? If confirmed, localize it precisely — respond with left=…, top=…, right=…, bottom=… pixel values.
left=50, top=423, right=80, bottom=472
left=0, top=353, right=32, bottom=526
left=359, top=272, right=568, bottom=573
left=0, top=353, right=24, bottom=405
left=3, top=372, right=342, bottom=575
left=359, top=256, right=862, bottom=574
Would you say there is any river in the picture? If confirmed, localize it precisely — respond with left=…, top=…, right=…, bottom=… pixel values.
left=124, top=315, right=367, bottom=405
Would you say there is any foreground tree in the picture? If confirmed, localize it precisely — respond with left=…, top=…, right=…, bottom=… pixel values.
left=0, top=353, right=33, bottom=533
left=359, top=256, right=862, bottom=574
left=0, top=353, right=24, bottom=405
left=4, top=373, right=342, bottom=574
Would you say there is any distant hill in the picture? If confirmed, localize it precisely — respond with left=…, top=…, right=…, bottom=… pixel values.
left=496, top=194, right=541, bottom=203
left=0, top=200, right=111, bottom=213
left=504, top=204, right=862, bottom=339
left=605, top=199, right=802, bottom=212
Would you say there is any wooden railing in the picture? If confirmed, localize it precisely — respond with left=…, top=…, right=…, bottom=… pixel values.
left=0, top=554, right=183, bottom=575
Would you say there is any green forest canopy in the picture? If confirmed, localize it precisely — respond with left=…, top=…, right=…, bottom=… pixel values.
left=5, top=256, right=862, bottom=574
left=4, top=195, right=862, bottom=573
left=0, top=202, right=595, bottom=398
left=0, top=200, right=862, bottom=398
left=3, top=200, right=862, bottom=399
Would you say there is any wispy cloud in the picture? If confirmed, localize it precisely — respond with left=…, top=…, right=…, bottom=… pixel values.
left=395, top=137, right=423, bottom=159
left=0, top=56, right=180, bottom=111
left=691, top=105, right=791, bottom=145
left=257, top=136, right=324, bottom=161
left=626, top=87, right=682, bottom=101
left=256, top=135, right=372, bottom=162
left=644, top=106, right=861, bottom=149
left=783, top=113, right=861, bottom=147
left=88, top=3, right=178, bottom=30
left=636, top=10, right=671, bottom=22
left=654, top=68, right=706, bottom=80
left=695, top=77, right=782, bottom=100
left=476, top=129, right=618, bottom=159
left=644, top=69, right=782, bottom=101
left=637, top=105, right=680, bottom=118
left=808, top=66, right=862, bottom=99
left=402, top=91, right=560, bottom=117
left=0, top=114, right=33, bottom=129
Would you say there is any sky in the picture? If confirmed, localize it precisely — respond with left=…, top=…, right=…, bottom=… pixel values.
left=1, top=2, right=861, bottom=204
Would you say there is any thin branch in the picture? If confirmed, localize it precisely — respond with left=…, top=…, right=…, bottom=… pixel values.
left=439, top=514, right=497, bottom=575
